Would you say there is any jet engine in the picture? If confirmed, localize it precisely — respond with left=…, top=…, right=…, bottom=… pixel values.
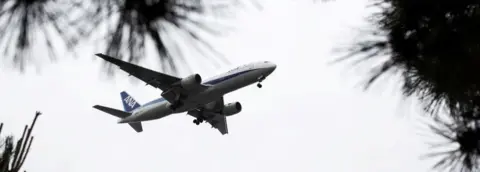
left=222, top=102, right=242, bottom=116
left=181, top=74, right=202, bottom=90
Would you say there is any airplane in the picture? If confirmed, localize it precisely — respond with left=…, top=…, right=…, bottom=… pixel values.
left=92, top=53, right=276, bottom=135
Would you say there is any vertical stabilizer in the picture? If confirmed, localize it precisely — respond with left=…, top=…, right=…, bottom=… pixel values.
left=120, top=91, right=141, bottom=112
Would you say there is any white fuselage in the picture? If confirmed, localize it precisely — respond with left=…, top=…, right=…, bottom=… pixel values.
left=118, top=61, right=276, bottom=123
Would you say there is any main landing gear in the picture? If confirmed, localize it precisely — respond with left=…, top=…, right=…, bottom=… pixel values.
left=193, top=118, right=204, bottom=125
left=193, top=108, right=205, bottom=125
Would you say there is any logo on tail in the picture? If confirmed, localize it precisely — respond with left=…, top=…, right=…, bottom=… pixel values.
left=120, top=91, right=141, bottom=112
left=124, top=96, right=136, bottom=109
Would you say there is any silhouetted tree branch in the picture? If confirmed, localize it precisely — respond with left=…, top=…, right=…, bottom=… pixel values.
left=0, top=111, right=41, bottom=172
left=338, top=0, right=480, bottom=171
left=421, top=114, right=480, bottom=172
left=0, top=0, right=81, bottom=71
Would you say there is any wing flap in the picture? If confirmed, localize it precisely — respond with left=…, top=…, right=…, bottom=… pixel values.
left=208, top=113, right=228, bottom=135
left=187, top=110, right=228, bottom=135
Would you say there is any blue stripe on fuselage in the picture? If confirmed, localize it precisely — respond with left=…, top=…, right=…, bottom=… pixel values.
left=139, top=69, right=256, bottom=108
left=203, top=69, right=253, bottom=85
left=141, top=97, right=166, bottom=107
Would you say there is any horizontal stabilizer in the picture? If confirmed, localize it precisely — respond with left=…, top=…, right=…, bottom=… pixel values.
left=93, top=105, right=144, bottom=133
left=93, top=105, right=130, bottom=118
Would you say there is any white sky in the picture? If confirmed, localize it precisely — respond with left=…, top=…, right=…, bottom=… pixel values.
left=0, top=0, right=441, bottom=171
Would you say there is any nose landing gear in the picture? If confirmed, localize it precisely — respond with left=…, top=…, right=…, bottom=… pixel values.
left=257, top=75, right=265, bottom=88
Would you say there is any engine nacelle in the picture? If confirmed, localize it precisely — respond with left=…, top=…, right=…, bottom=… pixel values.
left=180, top=74, right=202, bottom=90
left=222, top=102, right=242, bottom=116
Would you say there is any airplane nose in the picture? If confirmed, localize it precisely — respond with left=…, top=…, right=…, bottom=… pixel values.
left=266, top=62, right=276, bottom=74
left=270, top=63, right=277, bottom=71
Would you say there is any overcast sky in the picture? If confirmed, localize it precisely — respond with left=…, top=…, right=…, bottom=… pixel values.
left=1, top=0, right=440, bottom=172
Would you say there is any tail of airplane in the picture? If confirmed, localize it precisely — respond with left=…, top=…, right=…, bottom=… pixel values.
left=120, top=91, right=141, bottom=112
left=92, top=91, right=143, bottom=132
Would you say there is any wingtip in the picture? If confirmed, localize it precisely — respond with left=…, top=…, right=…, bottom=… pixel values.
left=94, top=53, right=122, bottom=64
left=94, top=53, right=107, bottom=59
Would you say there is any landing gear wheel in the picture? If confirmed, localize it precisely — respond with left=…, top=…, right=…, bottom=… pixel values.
left=257, top=83, right=262, bottom=88
left=193, top=119, right=200, bottom=125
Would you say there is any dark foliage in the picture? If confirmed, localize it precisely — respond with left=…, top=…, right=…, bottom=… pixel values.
left=0, top=0, right=239, bottom=74
left=0, top=0, right=80, bottom=71
left=421, top=114, right=480, bottom=172
left=70, top=0, right=233, bottom=74
left=0, top=111, right=41, bottom=172
left=339, top=0, right=480, bottom=171
left=343, top=0, right=480, bottom=117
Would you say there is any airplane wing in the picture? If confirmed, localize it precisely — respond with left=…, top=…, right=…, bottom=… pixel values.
left=187, top=109, right=228, bottom=135
left=95, top=53, right=181, bottom=91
